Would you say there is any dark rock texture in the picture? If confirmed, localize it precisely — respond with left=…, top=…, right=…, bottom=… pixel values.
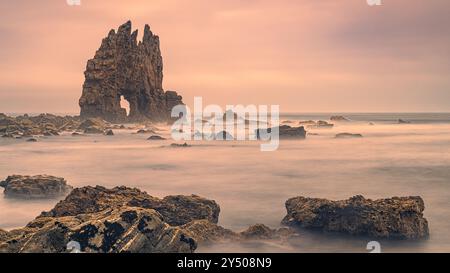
left=0, top=114, right=80, bottom=138
left=256, top=125, right=307, bottom=139
left=79, top=21, right=183, bottom=122
left=39, top=186, right=220, bottom=226
left=0, top=186, right=296, bottom=253
left=335, top=133, right=363, bottom=138
left=330, top=116, right=350, bottom=122
left=282, top=195, right=429, bottom=239
left=1, top=207, right=195, bottom=253
left=0, top=175, right=73, bottom=199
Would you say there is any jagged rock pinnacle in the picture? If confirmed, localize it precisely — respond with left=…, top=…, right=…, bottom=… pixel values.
left=79, top=21, right=183, bottom=122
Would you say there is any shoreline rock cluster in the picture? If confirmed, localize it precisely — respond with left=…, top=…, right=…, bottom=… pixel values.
left=0, top=177, right=430, bottom=253
left=0, top=185, right=293, bottom=253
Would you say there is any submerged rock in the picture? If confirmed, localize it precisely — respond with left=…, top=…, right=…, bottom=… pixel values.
left=0, top=175, right=73, bottom=199
left=307, top=120, right=334, bottom=129
left=26, top=137, right=38, bottom=142
left=170, top=143, right=191, bottom=147
left=335, top=133, right=363, bottom=138
left=147, top=135, right=166, bottom=140
left=398, top=119, right=411, bottom=124
left=330, top=116, right=349, bottom=122
left=282, top=195, right=429, bottom=239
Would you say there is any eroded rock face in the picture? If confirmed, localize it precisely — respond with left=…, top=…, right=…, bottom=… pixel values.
left=0, top=186, right=297, bottom=253
left=0, top=175, right=73, bottom=199
left=282, top=195, right=429, bottom=239
left=0, top=207, right=195, bottom=253
left=79, top=21, right=183, bottom=122
left=39, top=186, right=220, bottom=226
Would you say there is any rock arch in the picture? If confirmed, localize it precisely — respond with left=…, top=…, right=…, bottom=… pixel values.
left=79, top=21, right=183, bottom=122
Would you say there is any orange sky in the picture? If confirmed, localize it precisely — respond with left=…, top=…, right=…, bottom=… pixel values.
left=0, top=0, right=449, bottom=113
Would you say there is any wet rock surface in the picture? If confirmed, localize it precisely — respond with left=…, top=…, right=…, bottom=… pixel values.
left=0, top=186, right=297, bottom=253
left=39, top=186, right=220, bottom=226
left=0, top=207, right=195, bottom=253
left=0, top=175, right=73, bottom=199
left=282, top=195, right=429, bottom=239
left=79, top=21, right=183, bottom=122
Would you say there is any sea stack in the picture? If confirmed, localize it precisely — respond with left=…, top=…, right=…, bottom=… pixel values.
left=79, top=21, right=183, bottom=122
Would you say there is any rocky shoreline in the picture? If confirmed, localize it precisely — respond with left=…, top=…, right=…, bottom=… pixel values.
left=0, top=176, right=430, bottom=253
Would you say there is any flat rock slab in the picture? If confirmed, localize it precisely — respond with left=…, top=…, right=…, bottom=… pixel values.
left=0, top=175, right=73, bottom=199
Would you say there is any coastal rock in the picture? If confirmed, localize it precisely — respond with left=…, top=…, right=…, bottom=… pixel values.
left=40, top=186, right=220, bottom=226
left=282, top=195, right=429, bottom=239
left=182, top=221, right=296, bottom=243
left=79, top=21, right=183, bottom=122
left=0, top=207, right=196, bottom=253
left=105, top=129, right=114, bottom=136
left=330, top=116, right=349, bottom=122
left=148, top=135, right=166, bottom=140
left=307, top=120, right=334, bottom=129
left=0, top=114, right=80, bottom=137
left=256, top=125, right=306, bottom=140
left=335, top=133, right=363, bottom=138
left=398, top=119, right=411, bottom=124
left=170, top=143, right=191, bottom=148
left=0, top=175, right=73, bottom=199
left=0, top=229, right=8, bottom=242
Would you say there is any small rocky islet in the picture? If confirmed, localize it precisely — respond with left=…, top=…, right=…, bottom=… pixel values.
left=0, top=175, right=430, bottom=253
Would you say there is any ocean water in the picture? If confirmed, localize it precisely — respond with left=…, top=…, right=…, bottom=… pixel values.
left=0, top=113, right=450, bottom=253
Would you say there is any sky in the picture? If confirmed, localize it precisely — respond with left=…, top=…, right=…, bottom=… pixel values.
left=0, top=0, right=449, bottom=113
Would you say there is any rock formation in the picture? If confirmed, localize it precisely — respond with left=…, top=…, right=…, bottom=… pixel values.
left=39, top=186, right=220, bottom=226
left=79, top=21, right=183, bottom=122
left=256, top=125, right=307, bottom=140
left=282, top=195, right=429, bottom=239
left=335, top=133, right=363, bottom=138
left=0, top=185, right=296, bottom=253
left=330, top=116, right=350, bottom=122
left=0, top=113, right=80, bottom=138
left=0, top=175, right=73, bottom=199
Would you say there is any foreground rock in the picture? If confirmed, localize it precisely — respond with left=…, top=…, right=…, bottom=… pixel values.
left=0, top=175, right=73, bottom=199
left=256, top=125, right=306, bottom=139
left=79, top=21, right=183, bottom=122
left=282, top=195, right=429, bottom=239
left=0, top=186, right=296, bottom=253
left=39, top=186, right=220, bottom=226
left=2, top=207, right=195, bottom=253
